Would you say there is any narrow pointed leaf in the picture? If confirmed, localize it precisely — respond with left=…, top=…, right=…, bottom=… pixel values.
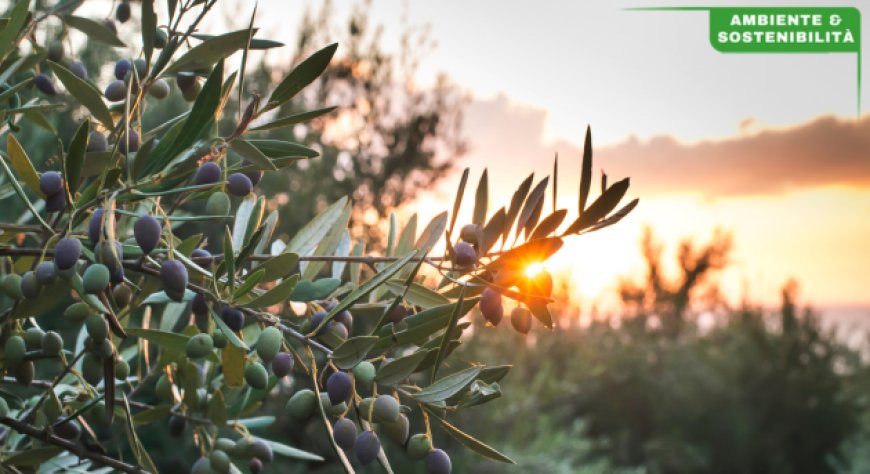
left=65, top=121, right=89, bottom=193
left=267, top=43, right=338, bottom=108
left=431, top=286, right=465, bottom=381
left=447, top=168, right=469, bottom=242
left=414, top=367, right=481, bottom=403
left=230, top=138, right=277, bottom=170
left=415, top=211, right=448, bottom=251
left=530, top=209, right=567, bottom=241
left=48, top=61, right=114, bottom=130
left=163, top=29, right=251, bottom=75
left=330, top=336, right=378, bottom=370
left=6, top=134, right=41, bottom=197
left=63, top=15, right=125, bottom=47
left=375, top=350, right=428, bottom=385
left=424, top=407, right=516, bottom=464
left=472, top=169, right=488, bottom=225
left=210, top=308, right=249, bottom=349
left=242, top=274, right=299, bottom=308
left=141, top=1, right=156, bottom=65
left=579, top=125, right=593, bottom=212
left=480, top=207, right=505, bottom=255
left=565, top=177, right=630, bottom=234
left=249, top=106, right=337, bottom=132
left=516, top=177, right=548, bottom=239
left=503, top=173, right=534, bottom=243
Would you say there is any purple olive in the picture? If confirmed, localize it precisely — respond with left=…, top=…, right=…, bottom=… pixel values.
left=250, top=439, right=273, bottom=463
left=355, top=431, right=381, bottom=466
left=221, top=306, right=244, bottom=331
left=226, top=173, right=252, bottom=197
left=45, top=190, right=67, bottom=213
left=54, top=238, right=81, bottom=270
left=114, top=59, right=131, bottom=80
left=104, top=79, right=127, bottom=102
left=39, top=171, right=63, bottom=196
left=425, top=448, right=452, bottom=474
left=192, top=293, right=209, bottom=317
left=69, top=61, right=88, bottom=80
left=133, top=215, right=162, bottom=254
left=453, top=241, right=477, bottom=267
left=168, top=415, right=186, bottom=437
left=241, top=161, right=263, bottom=186
left=176, top=72, right=196, bottom=91
left=118, top=129, right=139, bottom=153
left=115, top=1, right=130, bottom=22
left=88, top=208, right=104, bottom=244
left=480, top=287, right=503, bottom=326
left=332, top=418, right=357, bottom=450
left=34, top=74, right=56, bottom=96
left=270, top=352, right=294, bottom=377
left=54, top=420, right=81, bottom=440
left=388, top=305, right=408, bottom=324
left=160, top=260, right=188, bottom=302
left=87, top=132, right=108, bottom=152
left=193, top=162, right=221, bottom=185
left=326, top=371, right=352, bottom=405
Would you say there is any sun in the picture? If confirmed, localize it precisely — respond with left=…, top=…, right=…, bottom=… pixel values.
left=525, top=262, right=546, bottom=278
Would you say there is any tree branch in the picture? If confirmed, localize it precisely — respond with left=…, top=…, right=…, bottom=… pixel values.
left=0, top=416, right=149, bottom=473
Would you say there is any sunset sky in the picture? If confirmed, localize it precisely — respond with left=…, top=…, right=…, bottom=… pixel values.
left=233, top=1, right=870, bottom=316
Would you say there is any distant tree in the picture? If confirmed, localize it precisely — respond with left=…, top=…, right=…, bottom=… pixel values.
left=235, top=1, right=467, bottom=245
left=618, top=227, right=732, bottom=336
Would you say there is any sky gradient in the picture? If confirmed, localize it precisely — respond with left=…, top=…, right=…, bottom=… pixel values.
left=234, top=1, right=870, bottom=312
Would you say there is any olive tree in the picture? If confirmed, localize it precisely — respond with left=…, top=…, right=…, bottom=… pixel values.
left=0, top=0, right=637, bottom=472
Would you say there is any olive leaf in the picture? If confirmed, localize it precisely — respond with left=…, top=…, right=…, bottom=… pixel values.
left=48, top=61, right=114, bottom=130
left=5, top=134, right=41, bottom=197
left=63, top=15, right=125, bottom=47
left=267, top=43, right=338, bottom=109
left=249, top=106, right=337, bottom=132
left=163, top=29, right=251, bottom=75
left=414, top=367, right=481, bottom=403
left=330, top=336, right=378, bottom=370
left=424, top=406, right=516, bottom=464
left=564, top=177, right=630, bottom=234
left=473, top=169, right=488, bottom=225
left=375, top=350, right=428, bottom=386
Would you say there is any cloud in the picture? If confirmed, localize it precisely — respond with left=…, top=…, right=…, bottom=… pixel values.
left=463, top=96, right=870, bottom=198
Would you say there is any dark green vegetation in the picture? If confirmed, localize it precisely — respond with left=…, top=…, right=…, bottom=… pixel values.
left=0, top=0, right=637, bottom=472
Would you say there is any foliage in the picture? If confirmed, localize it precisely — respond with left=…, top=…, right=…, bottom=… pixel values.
left=0, top=1, right=636, bottom=472
left=227, top=0, right=467, bottom=244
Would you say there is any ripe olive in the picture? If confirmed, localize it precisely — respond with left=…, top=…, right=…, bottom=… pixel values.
left=134, top=215, right=162, bottom=254
left=326, top=371, right=352, bottom=405
left=453, top=241, right=477, bottom=267
left=355, top=431, right=381, bottom=466
left=332, top=418, right=357, bottom=450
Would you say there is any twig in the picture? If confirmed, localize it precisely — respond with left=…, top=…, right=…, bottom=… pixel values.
left=0, top=416, right=148, bottom=473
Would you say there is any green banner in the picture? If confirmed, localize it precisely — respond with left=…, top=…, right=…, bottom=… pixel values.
left=710, top=7, right=860, bottom=53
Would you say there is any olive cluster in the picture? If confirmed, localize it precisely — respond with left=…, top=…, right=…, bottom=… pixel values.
left=191, top=437, right=273, bottom=474
left=451, top=223, right=543, bottom=334
left=281, top=340, right=452, bottom=473
left=0, top=208, right=170, bottom=387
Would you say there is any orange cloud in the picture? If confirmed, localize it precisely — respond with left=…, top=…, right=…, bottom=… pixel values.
left=594, top=115, right=870, bottom=197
